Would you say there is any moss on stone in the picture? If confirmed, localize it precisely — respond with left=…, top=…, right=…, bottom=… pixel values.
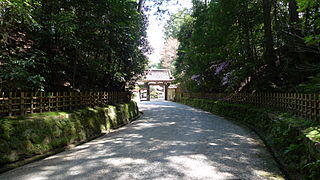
left=0, top=101, right=139, bottom=168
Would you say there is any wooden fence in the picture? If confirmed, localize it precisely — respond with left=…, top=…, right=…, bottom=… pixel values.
left=182, top=92, right=320, bottom=122
left=0, top=91, right=131, bottom=117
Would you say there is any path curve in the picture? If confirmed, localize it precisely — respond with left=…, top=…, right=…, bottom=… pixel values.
left=0, top=101, right=283, bottom=180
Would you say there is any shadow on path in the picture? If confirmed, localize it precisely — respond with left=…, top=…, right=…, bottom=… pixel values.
left=0, top=101, right=283, bottom=180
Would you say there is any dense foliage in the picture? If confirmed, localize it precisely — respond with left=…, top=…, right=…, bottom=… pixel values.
left=170, top=0, right=320, bottom=93
left=0, top=0, right=149, bottom=92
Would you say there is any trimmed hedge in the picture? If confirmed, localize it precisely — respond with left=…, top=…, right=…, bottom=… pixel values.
left=179, top=97, right=320, bottom=180
left=0, top=101, right=139, bottom=168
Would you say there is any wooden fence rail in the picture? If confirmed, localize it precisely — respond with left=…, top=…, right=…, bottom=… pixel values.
left=182, top=92, right=320, bottom=122
left=0, top=91, right=131, bottom=118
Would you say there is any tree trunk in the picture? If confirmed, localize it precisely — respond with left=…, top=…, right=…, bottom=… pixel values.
left=138, top=0, right=145, bottom=12
left=252, top=30, right=258, bottom=60
left=312, top=4, right=320, bottom=33
left=304, top=6, right=310, bottom=33
left=288, top=0, right=305, bottom=65
left=72, top=49, right=78, bottom=89
left=246, top=5, right=253, bottom=61
left=241, top=1, right=253, bottom=61
left=262, top=0, right=276, bottom=68
left=289, top=0, right=299, bottom=23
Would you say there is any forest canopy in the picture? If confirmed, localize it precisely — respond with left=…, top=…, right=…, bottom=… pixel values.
left=166, top=0, right=320, bottom=93
left=1, top=0, right=319, bottom=93
left=0, top=0, right=150, bottom=92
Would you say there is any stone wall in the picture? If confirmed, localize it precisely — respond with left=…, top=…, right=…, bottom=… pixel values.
left=0, top=101, right=139, bottom=169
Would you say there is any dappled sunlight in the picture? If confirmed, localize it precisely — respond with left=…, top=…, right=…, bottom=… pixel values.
left=0, top=101, right=283, bottom=180
left=165, top=154, right=233, bottom=179
left=67, top=165, right=85, bottom=176
left=106, top=158, right=148, bottom=166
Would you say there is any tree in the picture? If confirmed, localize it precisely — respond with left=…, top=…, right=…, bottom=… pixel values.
left=0, top=0, right=150, bottom=92
left=159, top=37, right=179, bottom=72
left=171, top=0, right=320, bottom=93
left=164, top=9, right=191, bottom=40
left=262, top=0, right=276, bottom=70
left=289, top=0, right=299, bottom=23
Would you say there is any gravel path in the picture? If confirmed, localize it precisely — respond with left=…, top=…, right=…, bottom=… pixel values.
left=0, top=101, right=284, bottom=180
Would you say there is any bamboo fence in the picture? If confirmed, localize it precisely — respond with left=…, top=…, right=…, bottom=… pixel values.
left=182, top=92, right=320, bottom=122
left=0, top=91, right=131, bottom=117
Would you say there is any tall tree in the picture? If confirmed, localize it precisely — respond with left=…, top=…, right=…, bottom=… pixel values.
left=160, top=37, right=179, bottom=72
left=0, top=0, right=149, bottom=92
left=262, top=0, right=276, bottom=70
left=289, top=0, right=299, bottom=23
left=138, top=0, right=145, bottom=12
left=171, top=0, right=319, bottom=93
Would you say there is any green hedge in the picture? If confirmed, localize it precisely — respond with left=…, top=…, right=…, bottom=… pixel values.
left=0, top=101, right=139, bottom=168
left=179, top=97, right=320, bottom=180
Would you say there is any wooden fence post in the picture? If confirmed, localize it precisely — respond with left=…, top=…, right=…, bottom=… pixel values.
left=308, top=94, right=311, bottom=120
left=56, top=92, right=59, bottom=111
left=62, top=92, right=65, bottom=110
left=300, top=93, right=303, bottom=117
left=69, top=92, right=73, bottom=110
left=48, top=92, right=51, bottom=112
left=97, top=92, right=100, bottom=106
left=8, top=92, right=12, bottom=116
left=39, top=92, right=42, bottom=113
left=30, top=92, right=34, bottom=114
left=103, top=92, right=107, bottom=105
left=106, top=92, right=109, bottom=105
left=20, top=92, right=25, bottom=116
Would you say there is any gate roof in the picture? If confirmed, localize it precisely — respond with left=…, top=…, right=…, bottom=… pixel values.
left=141, top=69, right=174, bottom=82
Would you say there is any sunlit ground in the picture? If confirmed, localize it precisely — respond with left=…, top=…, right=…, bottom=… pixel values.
left=0, top=101, right=284, bottom=180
